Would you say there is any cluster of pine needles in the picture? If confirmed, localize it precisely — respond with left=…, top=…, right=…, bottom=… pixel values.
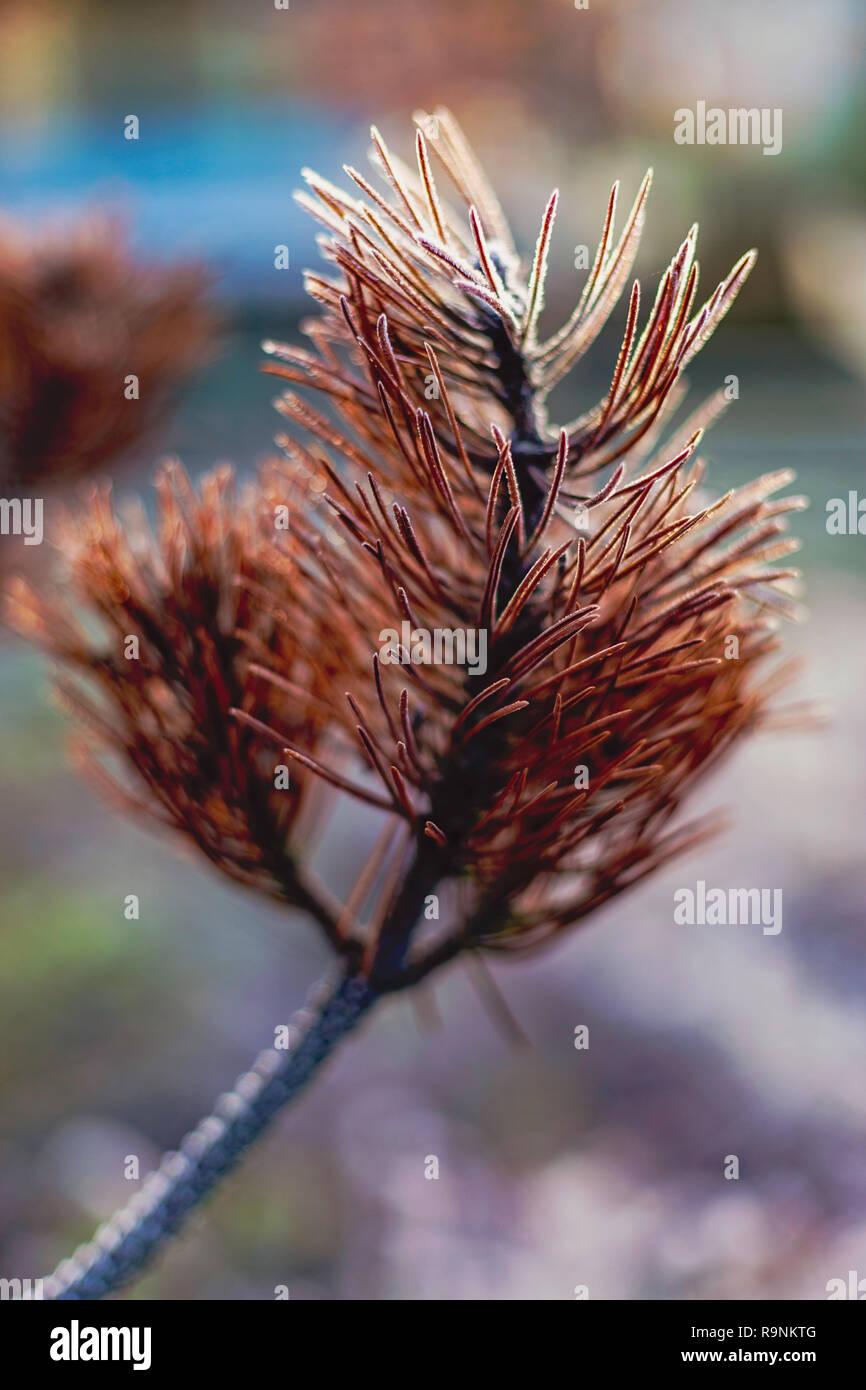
left=8, top=108, right=804, bottom=985
left=4, top=108, right=806, bottom=1299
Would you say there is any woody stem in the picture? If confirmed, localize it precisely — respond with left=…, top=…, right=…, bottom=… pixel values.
left=43, top=968, right=376, bottom=1300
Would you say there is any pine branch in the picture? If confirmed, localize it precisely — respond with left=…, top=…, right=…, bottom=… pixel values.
left=4, top=108, right=804, bottom=1301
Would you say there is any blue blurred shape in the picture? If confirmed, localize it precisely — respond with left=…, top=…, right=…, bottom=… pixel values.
left=0, top=98, right=356, bottom=303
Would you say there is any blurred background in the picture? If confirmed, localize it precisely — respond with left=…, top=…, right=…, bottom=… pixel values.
left=1, top=0, right=865, bottom=1299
